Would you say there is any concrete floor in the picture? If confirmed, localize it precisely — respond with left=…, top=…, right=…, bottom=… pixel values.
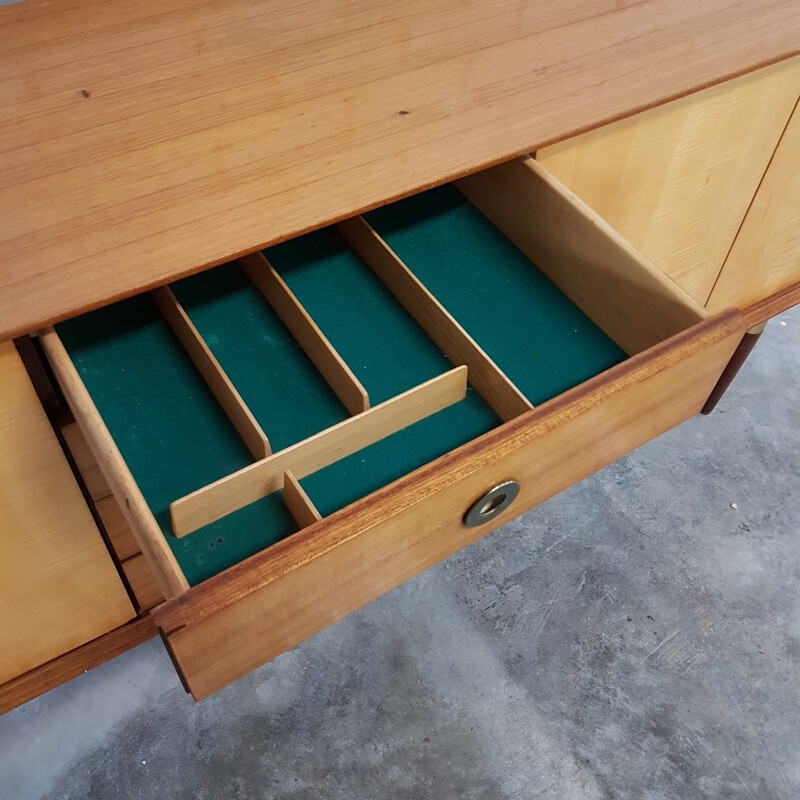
left=1, top=307, right=798, bottom=799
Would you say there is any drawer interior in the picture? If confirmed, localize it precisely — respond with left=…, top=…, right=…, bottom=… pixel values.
left=44, top=157, right=707, bottom=593
left=362, top=184, right=625, bottom=403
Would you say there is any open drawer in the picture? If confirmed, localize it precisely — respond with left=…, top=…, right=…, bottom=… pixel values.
left=38, top=157, right=744, bottom=699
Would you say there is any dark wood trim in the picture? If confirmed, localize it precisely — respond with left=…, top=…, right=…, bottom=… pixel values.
left=13, top=335, right=66, bottom=423
left=0, top=616, right=157, bottom=716
left=702, top=280, right=800, bottom=414
left=701, top=325, right=765, bottom=414
left=742, top=279, right=800, bottom=327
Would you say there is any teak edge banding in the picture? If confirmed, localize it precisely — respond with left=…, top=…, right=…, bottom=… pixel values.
left=0, top=615, right=157, bottom=716
left=742, top=278, right=800, bottom=327
left=153, top=308, right=745, bottom=633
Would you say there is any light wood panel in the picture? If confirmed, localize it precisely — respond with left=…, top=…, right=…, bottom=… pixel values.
left=152, top=285, right=271, bottom=459
left=240, top=252, right=369, bottom=415
left=39, top=328, right=190, bottom=598
left=154, top=311, right=744, bottom=699
left=0, top=341, right=134, bottom=685
left=537, top=57, right=800, bottom=304
left=121, top=553, right=166, bottom=612
left=0, top=616, right=156, bottom=717
left=707, top=99, right=800, bottom=312
left=338, top=215, right=532, bottom=421
left=61, top=420, right=112, bottom=501
left=283, top=470, right=322, bottom=529
left=1, top=0, right=798, bottom=339
left=457, top=157, right=706, bottom=356
left=95, top=495, right=141, bottom=562
left=170, top=366, right=469, bottom=536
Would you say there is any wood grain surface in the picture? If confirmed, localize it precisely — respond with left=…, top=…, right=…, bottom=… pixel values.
left=537, top=57, right=800, bottom=304
left=707, top=97, right=800, bottom=312
left=0, top=341, right=134, bottom=686
left=39, top=328, right=191, bottom=598
left=1, top=0, right=798, bottom=339
left=457, top=157, right=706, bottom=355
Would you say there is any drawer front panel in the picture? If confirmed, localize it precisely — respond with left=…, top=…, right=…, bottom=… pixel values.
left=156, top=312, right=742, bottom=699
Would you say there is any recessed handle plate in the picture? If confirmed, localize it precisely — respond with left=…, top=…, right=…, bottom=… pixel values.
left=463, top=480, right=520, bottom=527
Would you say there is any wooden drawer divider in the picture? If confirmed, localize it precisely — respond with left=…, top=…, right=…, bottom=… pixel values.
left=169, top=366, right=469, bottom=536
left=283, top=470, right=323, bottom=528
left=240, top=251, right=370, bottom=415
left=456, top=156, right=708, bottom=356
left=338, top=216, right=532, bottom=422
left=151, top=286, right=272, bottom=460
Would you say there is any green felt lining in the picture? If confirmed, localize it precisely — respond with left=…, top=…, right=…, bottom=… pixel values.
left=365, top=183, right=626, bottom=404
left=263, top=226, right=501, bottom=517
left=170, top=262, right=349, bottom=452
left=265, top=226, right=454, bottom=403
left=56, top=295, right=299, bottom=587
left=55, top=182, right=626, bottom=586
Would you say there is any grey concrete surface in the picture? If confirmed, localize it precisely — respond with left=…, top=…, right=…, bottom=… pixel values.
left=1, top=307, right=798, bottom=800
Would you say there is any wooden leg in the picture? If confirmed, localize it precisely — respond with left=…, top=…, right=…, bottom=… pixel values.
left=701, top=322, right=766, bottom=414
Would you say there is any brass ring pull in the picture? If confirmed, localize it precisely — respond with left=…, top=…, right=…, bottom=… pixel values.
left=463, top=480, right=520, bottom=527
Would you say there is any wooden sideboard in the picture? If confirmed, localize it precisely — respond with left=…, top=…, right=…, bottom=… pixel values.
left=1, top=1, right=798, bottom=710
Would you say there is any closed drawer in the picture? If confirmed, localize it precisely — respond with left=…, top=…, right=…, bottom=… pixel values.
left=39, top=157, right=744, bottom=699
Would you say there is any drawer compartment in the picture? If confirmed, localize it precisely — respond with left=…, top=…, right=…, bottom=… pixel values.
left=39, top=157, right=744, bottom=698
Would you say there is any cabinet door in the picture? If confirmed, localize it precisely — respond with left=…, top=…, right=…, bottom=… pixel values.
left=706, top=100, right=800, bottom=312
left=537, top=57, right=800, bottom=305
left=0, top=341, right=134, bottom=685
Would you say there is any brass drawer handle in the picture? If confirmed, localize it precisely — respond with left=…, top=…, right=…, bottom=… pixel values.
left=463, top=480, right=520, bottom=527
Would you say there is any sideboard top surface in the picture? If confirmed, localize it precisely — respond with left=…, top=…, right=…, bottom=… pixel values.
left=1, top=0, right=798, bottom=339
